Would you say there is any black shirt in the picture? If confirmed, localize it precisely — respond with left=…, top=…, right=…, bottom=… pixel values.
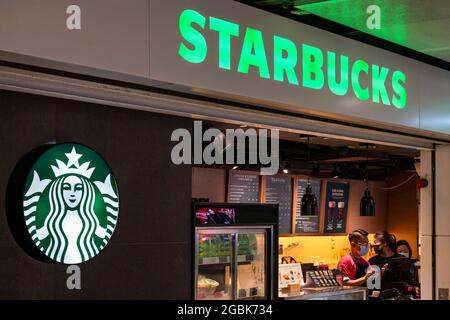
left=354, top=257, right=370, bottom=279
left=369, top=253, right=404, bottom=269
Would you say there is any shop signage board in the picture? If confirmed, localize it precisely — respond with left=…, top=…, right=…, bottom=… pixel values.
left=295, top=178, right=321, bottom=234
left=228, top=172, right=260, bottom=203
left=23, top=143, right=119, bottom=264
left=148, top=0, right=450, bottom=135
left=176, top=8, right=407, bottom=109
left=323, top=181, right=349, bottom=234
left=264, top=176, right=293, bottom=234
left=1, top=1, right=450, bottom=135
left=150, top=0, right=423, bottom=130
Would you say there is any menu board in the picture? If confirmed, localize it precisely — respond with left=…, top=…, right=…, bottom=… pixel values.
left=323, top=181, right=349, bottom=234
left=265, top=176, right=293, bottom=234
left=305, top=270, right=340, bottom=287
left=228, top=173, right=260, bottom=203
left=295, top=178, right=321, bottom=233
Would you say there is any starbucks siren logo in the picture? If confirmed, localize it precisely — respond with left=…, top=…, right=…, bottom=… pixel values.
left=23, top=144, right=119, bottom=264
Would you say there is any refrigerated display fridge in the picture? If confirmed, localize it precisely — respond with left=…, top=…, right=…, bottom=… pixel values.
left=193, top=203, right=278, bottom=300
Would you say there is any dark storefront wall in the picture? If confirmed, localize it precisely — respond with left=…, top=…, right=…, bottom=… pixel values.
left=0, top=90, right=192, bottom=299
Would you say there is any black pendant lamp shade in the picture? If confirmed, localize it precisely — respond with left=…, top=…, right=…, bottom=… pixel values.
left=360, top=144, right=375, bottom=216
left=302, top=136, right=318, bottom=216
left=301, top=184, right=318, bottom=216
left=360, top=188, right=375, bottom=216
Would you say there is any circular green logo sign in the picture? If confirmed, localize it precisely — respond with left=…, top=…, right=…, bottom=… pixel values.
left=23, top=143, right=119, bottom=264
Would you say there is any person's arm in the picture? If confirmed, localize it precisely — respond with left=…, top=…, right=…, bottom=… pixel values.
left=344, top=270, right=375, bottom=287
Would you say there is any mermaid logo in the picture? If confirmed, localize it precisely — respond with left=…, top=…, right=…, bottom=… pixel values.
left=22, top=144, right=119, bottom=264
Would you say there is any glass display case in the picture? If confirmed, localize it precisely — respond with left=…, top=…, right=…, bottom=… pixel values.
left=193, top=203, right=278, bottom=300
left=195, top=227, right=269, bottom=300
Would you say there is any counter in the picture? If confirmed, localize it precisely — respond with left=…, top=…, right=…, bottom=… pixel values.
left=279, top=286, right=368, bottom=300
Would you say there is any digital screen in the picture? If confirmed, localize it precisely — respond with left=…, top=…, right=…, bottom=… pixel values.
left=195, top=207, right=236, bottom=225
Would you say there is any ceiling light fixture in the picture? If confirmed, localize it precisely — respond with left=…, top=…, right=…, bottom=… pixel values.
left=281, top=161, right=290, bottom=174
left=332, top=163, right=340, bottom=179
left=360, top=144, right=375, bottom=216
left=301, top=136, right=318, bottom=216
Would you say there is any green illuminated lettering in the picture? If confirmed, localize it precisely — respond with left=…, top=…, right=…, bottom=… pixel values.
left=302, top=44, right=324, bottom=90
left=178, top=9, right=207, bottom=64
left=177, top=10, right=408, bottom=110
left=210, top=17, right=239, bottom=70
left=351, top=59, right=370, bottom=101
left=237, top=27, right=270, bottom=79
left=392, top=70, right=407, bottom=109
left=273, top=35, right=299, bottom=85
left=372, top=64, right=391, bottom=105
left=327, top=51, right=349, bottom=96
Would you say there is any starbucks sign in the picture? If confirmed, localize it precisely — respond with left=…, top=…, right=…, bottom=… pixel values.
left=22, top=143, right=119, bottom=264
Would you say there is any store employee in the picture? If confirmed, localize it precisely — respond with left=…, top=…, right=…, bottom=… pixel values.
left=369, top=231, right=404, bottom=269
left=337, top=229, right=375, bottom=286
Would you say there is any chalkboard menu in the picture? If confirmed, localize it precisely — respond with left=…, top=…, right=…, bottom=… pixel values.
left=295, top=178, right=321, bottom=233
left=265, top=176, right=293, bottom=234
left=228, top=173, right=260, bottom=203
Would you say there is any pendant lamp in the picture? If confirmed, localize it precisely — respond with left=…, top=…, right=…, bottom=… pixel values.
left=360, top=145, right=375, bottom=216
left=301, top=136, right=318, bottom=216
left=360, top=187, right=375, bottom=216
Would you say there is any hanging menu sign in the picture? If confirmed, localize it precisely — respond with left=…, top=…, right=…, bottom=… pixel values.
left=265, top=176, right=293, bottom=234
left=324, top=181, right=349, bottom=234
left=295, top=178, right=321, bottom=233
left=228, top=172, right=260, bottom=203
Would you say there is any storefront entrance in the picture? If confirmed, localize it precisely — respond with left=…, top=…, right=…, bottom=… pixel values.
left=191, top=118, right=425, bottom=300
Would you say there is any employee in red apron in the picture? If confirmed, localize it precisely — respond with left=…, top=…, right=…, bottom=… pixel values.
left=337, top=229, right=375, bottom=286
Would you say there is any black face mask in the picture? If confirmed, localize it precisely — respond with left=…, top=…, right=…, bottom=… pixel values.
left=374, top=245, right=383, bottom=254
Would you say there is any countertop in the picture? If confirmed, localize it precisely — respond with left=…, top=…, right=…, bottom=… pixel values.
left=279, top=286, right=368, bottom=300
